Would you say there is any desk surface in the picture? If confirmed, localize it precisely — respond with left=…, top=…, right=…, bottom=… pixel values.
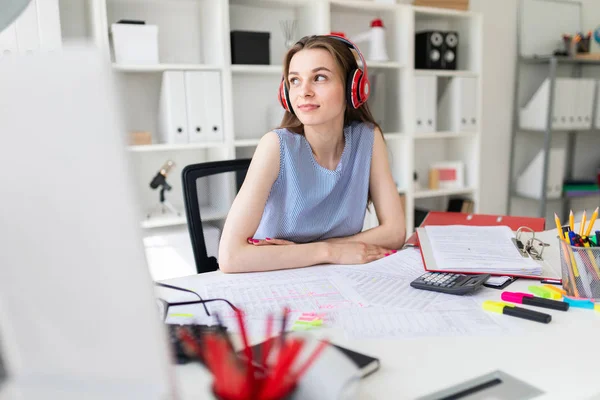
left=164, top=270, right=600, bottom=400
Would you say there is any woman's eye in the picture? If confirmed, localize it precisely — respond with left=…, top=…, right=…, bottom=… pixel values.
left=315, top=75, right=327, bottom=82
left=289, top=77, right=299, bottom=85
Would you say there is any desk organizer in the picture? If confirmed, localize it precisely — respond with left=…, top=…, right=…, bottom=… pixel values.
left=559, top=239, right=600, bottom=299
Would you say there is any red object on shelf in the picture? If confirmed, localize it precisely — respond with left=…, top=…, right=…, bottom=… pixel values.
left=371, top=18, right=384, bottom=28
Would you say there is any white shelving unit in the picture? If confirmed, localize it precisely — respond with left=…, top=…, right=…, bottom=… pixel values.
left=54, top=0, right=482, bottom=234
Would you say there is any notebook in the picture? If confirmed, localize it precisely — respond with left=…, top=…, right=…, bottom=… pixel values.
left=331, top=344, right=380, bottom=378
left=416, top=225, right=561, bottom=280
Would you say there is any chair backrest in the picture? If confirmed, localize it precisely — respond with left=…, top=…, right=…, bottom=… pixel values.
left=182, top=159, right=252, bottom=274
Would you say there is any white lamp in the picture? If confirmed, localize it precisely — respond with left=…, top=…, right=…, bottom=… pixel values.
left=0, top=0, right=32, bottom=32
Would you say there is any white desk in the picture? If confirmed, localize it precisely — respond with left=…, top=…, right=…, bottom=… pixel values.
left=160, top=270, right=600, bottom=400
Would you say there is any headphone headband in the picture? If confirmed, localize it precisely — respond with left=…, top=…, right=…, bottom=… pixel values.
left=327, top=34, right=369, bottom=78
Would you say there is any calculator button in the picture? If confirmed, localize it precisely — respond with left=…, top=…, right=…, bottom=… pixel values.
left=447, top=282, right=455, bottom=287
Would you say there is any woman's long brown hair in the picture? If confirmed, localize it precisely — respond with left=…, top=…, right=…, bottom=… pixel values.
left=278, top=35, right=381, bottom=134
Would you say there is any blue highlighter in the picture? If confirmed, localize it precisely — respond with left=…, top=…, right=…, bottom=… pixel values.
left=563, top=297, right=595, bottom=309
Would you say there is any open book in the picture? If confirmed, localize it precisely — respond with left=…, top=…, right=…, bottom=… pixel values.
left=416, top=225, right=561, bottom=279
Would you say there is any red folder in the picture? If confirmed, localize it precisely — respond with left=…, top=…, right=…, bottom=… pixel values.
left=405, top=211, right=546, bottom=247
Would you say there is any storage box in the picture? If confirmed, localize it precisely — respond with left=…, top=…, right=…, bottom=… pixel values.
left=412, top=0, right=469, bottom=10
left=230, top=31, right=270, bottom=65
left=129, top=131, right=152, bottom=146
left=111, top=22, right=159, bottom=65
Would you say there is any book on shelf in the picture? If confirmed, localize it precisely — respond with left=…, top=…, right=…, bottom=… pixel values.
left=562, top=179, right=600, bottom=198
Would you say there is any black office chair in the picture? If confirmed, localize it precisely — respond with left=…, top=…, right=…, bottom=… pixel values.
left=182, top=159, right=252, bottom=274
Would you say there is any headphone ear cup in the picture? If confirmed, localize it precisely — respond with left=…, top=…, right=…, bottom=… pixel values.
left=347, top=69, right=362, bottom=109
left=278, top=78, right=293, bottom=114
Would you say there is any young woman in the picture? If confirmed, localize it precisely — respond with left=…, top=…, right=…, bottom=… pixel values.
left=218, top=35, right=405, bottom=273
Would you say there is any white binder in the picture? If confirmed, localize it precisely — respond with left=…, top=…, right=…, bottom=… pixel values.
left=414, top=76, right=437, bottom=134
left=0, top=24, right=18, bottom=55
left=438, top=77, right=478, bottom=132
left=203, top=71, right=224, bottom=142
left=576, top=79, right=594, bottom=129
left=158, top=71, right=188, bottom=144
left=520, top=78, right=595, bottom=130
left=515, top=148, right=565, bottom=200
left=15, top=0, right=40, bottom=54
left=185, top=71, right=223, bottom=143
left=185, top=71, right=208, bottom=143
left=36, top=0, right=62, bottom=52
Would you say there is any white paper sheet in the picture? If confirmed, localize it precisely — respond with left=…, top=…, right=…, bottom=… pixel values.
left=424, top=225, right=542, bottom=274
left=339, top=308, right=512, bottom=339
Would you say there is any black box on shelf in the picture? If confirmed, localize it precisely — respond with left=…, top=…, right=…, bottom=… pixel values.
left=230, top=31, right=270, bottom=65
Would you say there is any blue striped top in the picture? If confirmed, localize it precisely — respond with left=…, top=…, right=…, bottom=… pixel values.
left=253, top=121, right=375, bottom=243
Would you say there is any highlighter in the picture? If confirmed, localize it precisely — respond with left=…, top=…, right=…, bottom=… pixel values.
left=562, top=297, right=595, bottom=309
left=543, top=284, right=567, bottom=296
left=483, top=301, right=552, bottom=324
left=501, top=292, right=569, bottom=311
left=528, top=285, right=562, bottom=300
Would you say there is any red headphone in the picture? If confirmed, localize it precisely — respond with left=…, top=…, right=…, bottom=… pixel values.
left=278, top=34, right=370, bottom=115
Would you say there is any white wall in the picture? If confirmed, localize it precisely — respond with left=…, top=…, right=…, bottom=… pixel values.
left=470, top=0, right=600, bottom=218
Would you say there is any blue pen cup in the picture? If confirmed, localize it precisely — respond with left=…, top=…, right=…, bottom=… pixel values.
left=559, top=239, right=600, bottom=300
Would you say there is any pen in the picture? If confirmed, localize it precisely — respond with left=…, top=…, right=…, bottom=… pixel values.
left=584, top=207, right=598, bottom=237
left=501, top=292, right=569, bottom=311
left=483, top=301, right=552, bottom=323
left=540, top=278, right=562, bottom=286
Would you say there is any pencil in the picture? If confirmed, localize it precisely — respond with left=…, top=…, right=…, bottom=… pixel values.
left=585, top=207, right=598, bottom=237
left=554, top=213, right=563, bottom=237
left=579, top=210, right=587, bottom=236
left=570, top=210, right=575, bottom=231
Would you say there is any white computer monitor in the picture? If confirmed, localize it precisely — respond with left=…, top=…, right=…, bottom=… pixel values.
left=0, top=46, right=176, bottom=400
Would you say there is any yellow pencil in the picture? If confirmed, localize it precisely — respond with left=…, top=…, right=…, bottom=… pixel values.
left=569, top=210, right=574, bottom=231
left=554, top=213, right=563, bottom=237
left=584, top=206, right=598, bottom=237
left=579, top=210, right=587, bottom=236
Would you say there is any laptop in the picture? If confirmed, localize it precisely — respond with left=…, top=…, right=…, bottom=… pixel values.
left=0, top=46, right=176, bottom=400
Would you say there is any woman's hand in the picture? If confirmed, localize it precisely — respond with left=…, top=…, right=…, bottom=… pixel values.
left=248, top=237, right=296, bottom=246
left=328, top=242, right=397, bottom=265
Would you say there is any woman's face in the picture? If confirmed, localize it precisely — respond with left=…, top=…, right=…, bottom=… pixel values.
left=287, top=48, right=346, bottom=127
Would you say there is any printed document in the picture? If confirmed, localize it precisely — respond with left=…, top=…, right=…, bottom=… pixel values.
left=423, top=225, right=542, bottom=275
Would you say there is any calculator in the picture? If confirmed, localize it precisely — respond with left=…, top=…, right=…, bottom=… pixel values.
left=410, top=272, right=491, bottom=295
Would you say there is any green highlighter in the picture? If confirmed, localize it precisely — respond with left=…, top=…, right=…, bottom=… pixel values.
left=528, top=285, right=561, bottom=300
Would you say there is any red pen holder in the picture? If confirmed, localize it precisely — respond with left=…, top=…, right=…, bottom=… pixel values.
left=559, top=239, right=600, bottom=300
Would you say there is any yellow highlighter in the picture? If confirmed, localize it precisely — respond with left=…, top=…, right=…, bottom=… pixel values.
left=483, top=301, right=552, bottom=324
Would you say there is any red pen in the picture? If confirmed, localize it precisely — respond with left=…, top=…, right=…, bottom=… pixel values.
left=501, top=292, right=569, bottom=311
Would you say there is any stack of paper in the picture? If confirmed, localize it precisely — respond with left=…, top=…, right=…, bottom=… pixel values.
left=421, top=225, right=543, bottom=276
